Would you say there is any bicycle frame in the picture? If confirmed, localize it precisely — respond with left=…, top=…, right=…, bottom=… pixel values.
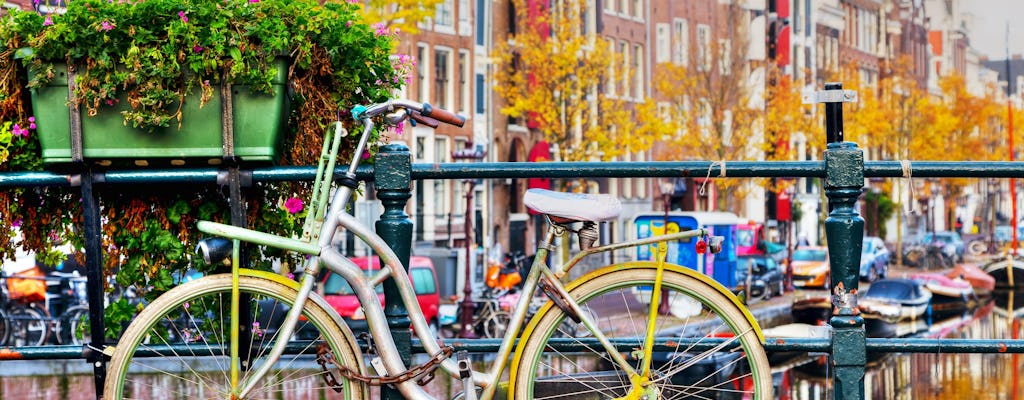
left=195, top=99, right=718, bottom=399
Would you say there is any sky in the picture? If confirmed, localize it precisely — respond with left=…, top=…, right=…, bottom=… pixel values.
left=964, top=0, right=1024, bottom=59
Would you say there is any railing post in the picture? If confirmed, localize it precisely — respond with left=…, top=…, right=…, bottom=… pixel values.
left=817, top=82, right=866, bottom=400
left=374, top=143, right=413, bottom=400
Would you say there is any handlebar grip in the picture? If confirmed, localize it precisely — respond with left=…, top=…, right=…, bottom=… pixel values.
left=421, top=103, right=466, bottom=127
left=409, top=111, right=441, bottom=128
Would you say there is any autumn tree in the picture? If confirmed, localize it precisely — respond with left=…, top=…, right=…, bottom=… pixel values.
left=493, top=0, right=640, bottom=162
left=353, top=0, right=443, bottom=34
left=652, top=4, right=760, bottom=208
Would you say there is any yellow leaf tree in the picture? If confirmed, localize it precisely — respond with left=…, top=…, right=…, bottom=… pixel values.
left=493, top=0, right=644, bottom=162
left=354, top=0, right=443, bottom=35
left=652, top=5, right=760, bottom=208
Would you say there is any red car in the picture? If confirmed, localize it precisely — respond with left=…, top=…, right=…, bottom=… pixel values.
left=321, top=255, right=441, bottom=334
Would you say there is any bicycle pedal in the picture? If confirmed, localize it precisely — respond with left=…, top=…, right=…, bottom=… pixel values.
left=456, top=351, right=477, bottom=400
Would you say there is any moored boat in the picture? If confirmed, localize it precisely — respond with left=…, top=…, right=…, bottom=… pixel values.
left=911, top=272, right=976, bottom=318
left=858, top=278, right=932, bottom=338
left=947, top=263, right=994, bottom=297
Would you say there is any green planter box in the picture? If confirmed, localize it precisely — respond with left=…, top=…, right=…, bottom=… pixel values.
left=30, top=60, right=288, bottom=167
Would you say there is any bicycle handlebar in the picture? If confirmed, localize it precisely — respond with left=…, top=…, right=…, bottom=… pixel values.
left=421, top=103, right=466, bottom=127
left=354, top=99, right=465, bottom=128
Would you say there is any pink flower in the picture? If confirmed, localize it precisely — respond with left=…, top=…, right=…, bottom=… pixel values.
left=249, top=0, right=259, bottom=3
left=193, top=45, right=204, bottom=53
left=372, top=22, right=388, bottom=36
left=284, top=197, right=304, bottom=214
left=345, top=20, right=353, bottom=28
left=99, top=21, right=114, bottom=31
left=178, top=11, right=188, bottom=23
left=392, top=122, right=405, bottom=136
left=362, top=150, right=371, bottom=160
left=43, top=16, right=53, bottom=26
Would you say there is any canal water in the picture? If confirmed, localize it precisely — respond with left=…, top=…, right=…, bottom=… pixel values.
left=2, top=293, right=1023, bottom=399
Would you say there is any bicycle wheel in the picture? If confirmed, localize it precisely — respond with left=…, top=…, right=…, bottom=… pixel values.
left=105, top=271, right=366, bottom=400
left=512, top=263, right=772, bottom=400
left=8, top=304, right=50, bottom=346
left=483, top=311, right=511, bottom=339
left=57, top=305, right=89, bottom=345
left=0, top=308, right=8, bottom=345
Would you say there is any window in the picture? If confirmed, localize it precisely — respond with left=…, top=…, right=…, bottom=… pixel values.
left=633, top=0, right=642, bottom=19
left=410, top=268, right=437, bottom=295
left=453, top=138, right=467, bottom=215
left=606, top=38, right=617, bottom=96
left=433, top=138, right=449, bottom=217
left=674, top=19, right=688, bottom=66
left=633, top=44, right=643, bottom=99
left=436, top=0, right=454, bottom=28
left=655, top=24, right=670, bottom=64
left=434, top=48, right=451, bottom=110
left=697, top=24, right=711, bottom=71
left=475, top=0, right=486, bottom=46
left=458, top=0, right=470, bottom=31
left=719, top=39, right=731, bottom=75
left=415, top=136, right=426, bottom=160
left=417, top=44, right=429, bottom=102
left=619, top=41, right=629, bottom=98
left=605, top=0, right=615, bottom=12
left=475, top=73, right=486, bottom=114
left=458, top=50, right=470, bottom=114
left=619, top=0, right=628, bottom=16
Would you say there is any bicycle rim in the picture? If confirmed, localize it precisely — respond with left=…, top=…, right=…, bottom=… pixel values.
left=58, top=306, right=89, bottom=346
left=9, top=305, right=49, bottom=346
left=105, top=273, right=366, bottom=400
left=512, top=266, right=772, bottom=400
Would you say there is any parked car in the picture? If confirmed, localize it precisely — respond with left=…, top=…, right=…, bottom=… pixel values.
left=860, top=236, right=889, bottom=282
left=735, top=254, right=784, bottom=300
left=320, top=255, right=441, bottom=334
left=922, top=231, right=965, bottom=262
left=791, top=246, right=830, bottom=289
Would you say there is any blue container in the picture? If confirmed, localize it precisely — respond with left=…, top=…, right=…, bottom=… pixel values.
left=632, top=211, right=742, bottom=289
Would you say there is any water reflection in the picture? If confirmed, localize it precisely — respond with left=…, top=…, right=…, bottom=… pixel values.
left=4, top=293, right=1024, bottom=399
left=780, top=292, right=1024, bottom=399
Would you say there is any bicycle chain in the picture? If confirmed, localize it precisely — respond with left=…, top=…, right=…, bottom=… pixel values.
left=317, top=342, right=454, bottom=390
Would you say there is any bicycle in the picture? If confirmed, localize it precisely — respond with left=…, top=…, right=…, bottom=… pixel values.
left=103, top=99, right=771, bottom=399
left=1, top=269, right=51, bottom=346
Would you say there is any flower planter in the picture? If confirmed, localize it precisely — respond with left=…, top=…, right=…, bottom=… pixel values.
left=30, top=59, right=288, bottom=167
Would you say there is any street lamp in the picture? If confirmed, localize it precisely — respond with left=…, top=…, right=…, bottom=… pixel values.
left=453, top=141, right=487, bottom=338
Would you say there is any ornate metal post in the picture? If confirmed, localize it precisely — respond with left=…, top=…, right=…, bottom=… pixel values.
left=809, top=82, right=865, bottom=400
left=374, top=143, right=413, bottom=400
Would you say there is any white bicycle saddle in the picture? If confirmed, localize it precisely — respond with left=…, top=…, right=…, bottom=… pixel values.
left=523, top=188, right=622, bottom=222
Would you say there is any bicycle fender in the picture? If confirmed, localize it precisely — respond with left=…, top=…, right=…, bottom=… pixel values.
left=521, top=261, right=765, bottom=345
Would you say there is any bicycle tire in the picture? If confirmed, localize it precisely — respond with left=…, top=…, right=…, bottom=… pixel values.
left=104, top=272, right=366, bottom=400
left=511, top=264, right=772, bottom=400
left=0, top=308, right=8, bottom=346
left=483, top=311, right=511, bottom=339
left=8, top=304, right=50, bottom=347
left=57, top=305, right=89, bottom=346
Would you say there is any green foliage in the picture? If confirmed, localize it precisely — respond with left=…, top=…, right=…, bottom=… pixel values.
left=0, top=0, right=408, bottom=337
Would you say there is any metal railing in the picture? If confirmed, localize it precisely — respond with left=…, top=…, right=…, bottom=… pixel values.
left=2, top=89, right=1024, bottom=400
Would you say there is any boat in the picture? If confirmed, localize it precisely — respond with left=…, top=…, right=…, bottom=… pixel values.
left=911, top=272, right=976, bottom=318
left=981, top=256, right=1024, bottom=290
left=761, top=323, right=830, bottom=370
left=946, top=263, right=994, bottom=297
left=791, top=294, right=832, bottom=325
left=858, top=278, right=932, bottom=338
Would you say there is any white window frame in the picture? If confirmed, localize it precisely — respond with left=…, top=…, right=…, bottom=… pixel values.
left=434, top=47, right=454, bottom=110
left=417, top=43, right=430, bottom=103
left=458, top=50, right=471, bottom=115
left=697, top=24, right=711, bottom=72
left=633, top=44, right=643, bottom=99
left=674, top=18, right=688, bottom=67
left=655, top=23, right=670, bottom=64
left=433, top=137, right=450, bottom=218
left=435, top=0, right=455, bottom=34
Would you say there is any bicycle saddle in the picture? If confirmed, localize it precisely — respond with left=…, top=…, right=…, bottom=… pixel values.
left=523, top=188, right=621, bottom=222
